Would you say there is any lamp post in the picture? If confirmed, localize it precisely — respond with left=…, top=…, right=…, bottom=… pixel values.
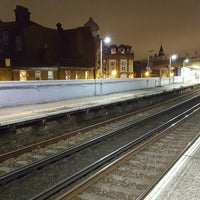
left=100, top=36, right=111, bottom=79
left=146, top=50, right=154, bottom=77
left=169, top=54, right=177, bottom=84
left=100, top=36, right=111, bottom=95
left=182, top=58, right=189, bottom=83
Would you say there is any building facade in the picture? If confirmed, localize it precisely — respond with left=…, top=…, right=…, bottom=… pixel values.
left=0, top=6, right=99, bottom=81
left=102, top=44, right=134, bottom=78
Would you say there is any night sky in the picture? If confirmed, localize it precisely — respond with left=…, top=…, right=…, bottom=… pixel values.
left=1, top=0, right=200, bottom=60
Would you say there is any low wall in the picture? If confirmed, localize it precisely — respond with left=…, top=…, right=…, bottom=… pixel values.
left=0, top=77, right=183, bottom=107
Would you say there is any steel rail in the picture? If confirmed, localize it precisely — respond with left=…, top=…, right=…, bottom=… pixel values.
left=0, top=96, right=200, bottom=187
left=28, top=105, right=200, bottom=199
left=136, top=132, right=200, bottom=200
left=1, top=89, right=200, bottom=162
left=42, top=105, right=200, bottom=200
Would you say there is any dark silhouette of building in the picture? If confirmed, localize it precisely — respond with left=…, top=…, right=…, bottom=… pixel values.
left=0, top=5, right=99, bottom=80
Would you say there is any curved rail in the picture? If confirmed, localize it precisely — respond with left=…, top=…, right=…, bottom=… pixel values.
left=0, top=95, right=200, bottom=200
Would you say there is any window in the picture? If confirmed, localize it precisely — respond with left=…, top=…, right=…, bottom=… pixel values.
left=5, top=58, right=11, bottom=67
left=75, top=71, right=78, bottom=80
left=48, top=71, right=54, bottom=80
left=85, top=71, right=89, bottom=79
left=35, top=70, right=41, bottom=80
left=109, top=59, right=116, bottom=72
left=120, top=59, right=127, bottom=72
left=111, top=48, right=116, bottom=54
left=16, top=36, right=23, bottom=51
left=2, top=31, right=9, bottom=44
left=65, top=70, right=70, bottom=80
left=119, top=48, right=125, bottom=54
left=20, top=70, right=28, bottom=81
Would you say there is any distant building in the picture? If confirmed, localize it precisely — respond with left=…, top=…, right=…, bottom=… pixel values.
left=149, top=45, right=169, bottom=77
left=0, top=6, right=99, bottom=80
left=135, top=45, right=188, bottom=78
left=102, top=44, right=134, bottom=78
left=135, top=45, right=200, bottom=79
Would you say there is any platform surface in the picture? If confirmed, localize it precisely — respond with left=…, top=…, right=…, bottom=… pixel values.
left=0, top=81, right=200, bottom=200
left=145, top=136, right=200, bottom=200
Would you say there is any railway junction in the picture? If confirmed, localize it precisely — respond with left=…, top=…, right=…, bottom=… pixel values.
left=0, top=81, right=200, bottom=200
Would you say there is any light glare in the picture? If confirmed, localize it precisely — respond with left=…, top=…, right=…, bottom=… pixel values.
left=104, top=36, right=111, bottom=44
left=171, top=54, right=177, bottom=60
left=111, top=70, right=117, bottom=76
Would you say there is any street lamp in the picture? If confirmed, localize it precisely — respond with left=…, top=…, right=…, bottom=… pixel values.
left=183, top=58, right=189, bottom=67
left=147, top=50, right=154, bottom=70
left=169, top=54, right=177, bottom=84
left=100, top=36, right=111, bottom=94
left=100, top=36, right=111, bottom=79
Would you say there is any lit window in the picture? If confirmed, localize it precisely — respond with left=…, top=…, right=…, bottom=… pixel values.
left=75, top=71, right=78, bottom=79
left=35, top=70, right=41, bottom=80
left=119, top=48, right=125, bottom=54
left=111, top=48, right=116, bottom=54
left=85, top=71, right=89, bottom=79
left=20, top=70, right=28, bottom=81
left=120, top=59, right=127, bottom=72
left=5, top=58, right=11, bottom=67
left=65, top=70, right=70, bottom=80
left=48, top=71, right=54, bottom=80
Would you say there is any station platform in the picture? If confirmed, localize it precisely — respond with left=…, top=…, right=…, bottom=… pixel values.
left=0, top=81, right=200, bottom=199
left=0, top=81, right=198, bottom=125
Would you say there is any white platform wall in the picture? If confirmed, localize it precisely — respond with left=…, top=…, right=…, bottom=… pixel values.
left=0, top=77, right=183, bottom=107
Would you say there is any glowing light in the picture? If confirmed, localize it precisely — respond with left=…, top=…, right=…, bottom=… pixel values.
left=145, top=71, right=149, bottom=76
left=184, top=58, right=189, bottom=63
left=111, top=70, right=117, bottom=76
left=104, top=36, right=111, bottom=44
left=171, top=54, right=177, bottom=60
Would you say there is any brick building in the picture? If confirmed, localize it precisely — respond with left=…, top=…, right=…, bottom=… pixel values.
left=134, top=45, right=192, bottom=78
left=0, top=6, right=99, bottom=81
left=102, top=44, right=134, bottom=78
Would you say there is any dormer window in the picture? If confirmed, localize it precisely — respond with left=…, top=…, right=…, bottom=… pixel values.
left=111, top=48, right=116, bottom=54
left=119, top=48, right=125, bottom=54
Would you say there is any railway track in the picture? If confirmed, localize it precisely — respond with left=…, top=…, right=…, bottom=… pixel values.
left=1, top=86, right=200, bottom=156
left=57, top=103, right=200, bottom=200
left=0, top=90, right=200, bottom=175
left=0, top=90, right=199, bottom=176
left=0, top=95, right=200, bottom=200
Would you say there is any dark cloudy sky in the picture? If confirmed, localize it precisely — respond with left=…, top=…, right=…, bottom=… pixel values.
left=1, top=0, right=200, bottom=60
